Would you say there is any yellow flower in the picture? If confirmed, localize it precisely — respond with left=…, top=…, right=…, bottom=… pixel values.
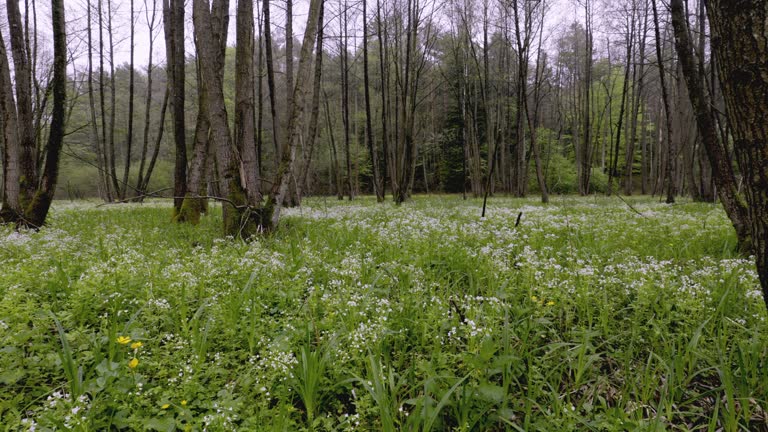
left=161, top=403, right=170, bottom=409
left=128, top=358, right=139, bottom=369
left=130, top=341, right=143, bottom=350
left=546, top=301, right=555, bottom=306
left=116, top=336, right=132, bottom=345
left=531, top=295, right=538, bottom=302
left=181, top=400, right=187, bottom=406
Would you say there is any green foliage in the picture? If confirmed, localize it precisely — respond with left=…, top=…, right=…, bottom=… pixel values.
left=1, top=197, right=766, bottom=430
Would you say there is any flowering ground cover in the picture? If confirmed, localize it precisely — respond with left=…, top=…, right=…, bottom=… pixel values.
left=1, top=196, right=766, bottom=431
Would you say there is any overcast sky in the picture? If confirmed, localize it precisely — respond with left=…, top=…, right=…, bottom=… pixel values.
left=3, top=0, right=585, bottom=71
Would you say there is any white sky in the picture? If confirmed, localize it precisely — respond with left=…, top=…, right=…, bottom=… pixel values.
left=3, top=0, right=593, bottom=72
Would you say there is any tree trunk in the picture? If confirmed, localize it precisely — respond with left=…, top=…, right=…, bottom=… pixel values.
left=24, top=0, right=66, bottom=227
left=263, top=0, right=281, bottom=161
left=6, top=0, right=36, bottom=208
left=264, top=0, right=324, bottom=227
left=235, top=0, right=261, bottom=206
left=0, top=29, right=21, bottom=219
left=164, top=0, right=186, bottom=212
left=136, top=0, right=158, bottom=198
left=705, top=0, right=768, bottom=310
left=670, top=0, right=752, bottom=253
left=297, top=0, right=325, bottom=200
left=122, top=0, right=135, bottom=200
left=363, top=0, right=383, bottom=202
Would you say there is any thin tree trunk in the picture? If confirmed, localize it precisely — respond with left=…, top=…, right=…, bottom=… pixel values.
left=107, top=0, right=120, bottom=198
left=136, top=0, right=158, bottom=197
left=263, top=0, right=281, bottom=161
left=164, top=0, right=186, bottom=212
left=363, top=0, right=383, bottom=202
left=297, top=0, right=325, bottom=199
left=121, top=0, right=135, bottom=201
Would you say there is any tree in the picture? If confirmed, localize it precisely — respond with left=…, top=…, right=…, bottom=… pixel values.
left=669, top=0, right=751, bottom=254
left=1, top=0, right=67, bottom=227
left=362, top=0, right=384, bottom=202
left=163, top=0, right=186, bottom=213
left=264, top=0, right=324, bottom=226
left=703, top=0, right=768, bottom=310
left=651, top=0, right=675, bottom=203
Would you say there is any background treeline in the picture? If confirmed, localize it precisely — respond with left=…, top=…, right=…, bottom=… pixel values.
left=14, top=0, right=716, bottom=202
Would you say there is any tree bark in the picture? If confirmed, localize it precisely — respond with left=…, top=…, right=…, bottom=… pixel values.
left=265, top=0, right=324, bottom=227
left=705, top=0, right=768, bottom=309
left=363, top=0, right=384, bottom=202
left=163, top=0, right=187, bottom=212
left=670, top=0, right=752, bottom=253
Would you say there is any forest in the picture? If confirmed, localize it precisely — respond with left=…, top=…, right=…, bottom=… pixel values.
left=2, top=0, right=768, bottom=430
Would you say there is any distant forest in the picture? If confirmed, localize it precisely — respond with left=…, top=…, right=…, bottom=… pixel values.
left=11, top=0, right=711, bottom=202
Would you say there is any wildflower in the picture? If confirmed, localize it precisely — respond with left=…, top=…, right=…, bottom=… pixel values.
left=546, top=301, right=555, bottom=306
left=531, top=295, right=538, bottom=302
left=161, top=404, right=170, bottom=409
left=116, top=336, right=132, bottom=345
left=128, top=358, right=139, bottom=369
left=181, top=400, right=187, bottom=406
left=130, top=341, right=143, bottom=350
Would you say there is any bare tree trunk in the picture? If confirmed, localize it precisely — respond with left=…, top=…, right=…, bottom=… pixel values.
left=24, top=0, right=66, bottom=227
left=136, top=0, right=158, bottom=198
left=651, top=0, right=677, bottom=203
left=580, top=0, right=594, bottom=195
left=265, top=0, right=324, bottom=227
left=163, top=0, right=186, bottom=212
left=263, top=0, right=281, bottom=161
left=705, top=0, right=768, bottom=309
left=624, top=0, right=648, bottom=195
left=175, top=59, right=211, bottom=222
left=6, top=0, right=36, bottom=208
left=297, top=0, right=325, bottom=199
left=670, top=0, right=751, bottom=253
left=139, top=88, right=169, bottom=195
left=0, top=29, right=21, bottom=219
left=121, top=0, right=135, bottom=201
left=235, top=0, right=261, bottom=206
left=363, top=0, right=384, bottom=202
left=98, top=0, right=113, bottom=201
left=341, top=0, right=353, bottom=200
left=107, top=0, right=120, bottom=198
left=86, top=0, right=108, bottom=201
left=609, top=5, right=635, bottom=196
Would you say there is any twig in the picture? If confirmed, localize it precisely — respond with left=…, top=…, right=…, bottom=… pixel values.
left=615, top=194, right=648, bottom=218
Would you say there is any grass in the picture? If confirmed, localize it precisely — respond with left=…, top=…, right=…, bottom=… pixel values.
left=0, top=195, right=766, bottom=431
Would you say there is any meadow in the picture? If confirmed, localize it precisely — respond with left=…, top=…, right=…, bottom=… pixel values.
left=1, top=196, right=766, bottom=431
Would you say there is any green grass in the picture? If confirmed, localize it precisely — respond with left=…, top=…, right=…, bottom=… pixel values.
left=1, top=195, right=766, bottom=431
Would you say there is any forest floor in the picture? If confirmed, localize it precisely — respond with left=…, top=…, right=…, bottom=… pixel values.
left=1, top=195, right=767, bottom=431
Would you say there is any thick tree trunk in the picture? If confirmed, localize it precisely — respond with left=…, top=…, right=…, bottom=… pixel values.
left=706, top=0, right=768, bottom=310
left=670, top=0, right=752, bottom=253
left=235, top=0, right=261, bottom=206
left=0, top=30, right=21, bottom=219
left=7, top=0, right=36, bottom=208
left=24, top=0, right=66, bottom=228
left=194, top=0, right=256, bottom=236
left=175, top=58, right=211, bottom=224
